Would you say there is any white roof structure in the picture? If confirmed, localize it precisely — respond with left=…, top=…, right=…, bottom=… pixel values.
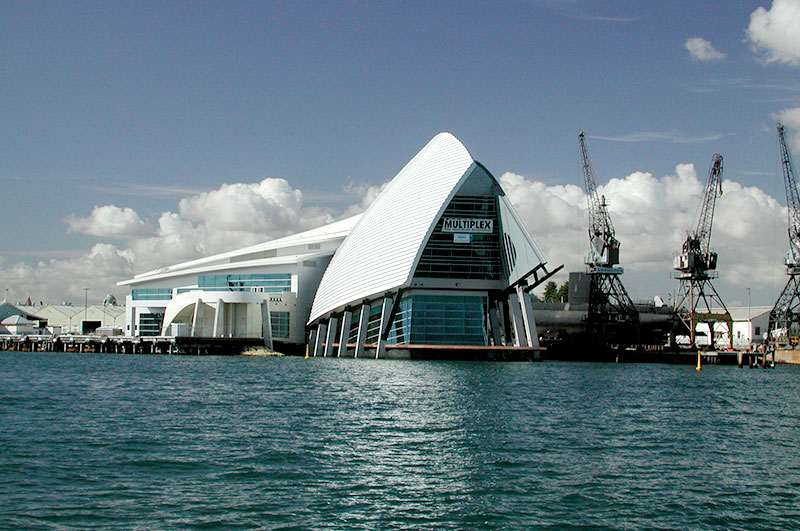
left=309, top=132, right=548, bottom=323
left=1, top=314, right=32, bottom=325
left=119, top=214, right=360, bottom=287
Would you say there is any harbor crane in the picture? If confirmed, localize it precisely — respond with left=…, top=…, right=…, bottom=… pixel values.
left=768, top=123, right=800, bottom=347
left=578, top=131, right=639, bottom=345
left=672, top=153, right=732, bottom=349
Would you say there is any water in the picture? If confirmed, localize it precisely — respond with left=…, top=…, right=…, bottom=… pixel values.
left=1, top=352, right=799, bottom=530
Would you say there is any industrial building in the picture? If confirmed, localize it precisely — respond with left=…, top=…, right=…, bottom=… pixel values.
left=118, top=132, right=559, bottom=356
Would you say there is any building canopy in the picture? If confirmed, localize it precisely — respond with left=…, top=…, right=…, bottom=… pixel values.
left=309, top=132, right=548, bottom=324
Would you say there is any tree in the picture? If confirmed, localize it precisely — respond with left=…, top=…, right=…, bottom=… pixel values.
left=543, top=281, right=559, bottom=303
left=558, top=281, right=569, bottom=303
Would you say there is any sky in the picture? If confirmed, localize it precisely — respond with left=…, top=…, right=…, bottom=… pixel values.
left=2, top=0, right=800, bottom=308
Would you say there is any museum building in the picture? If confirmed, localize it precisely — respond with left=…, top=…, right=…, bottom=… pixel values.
left=119, top=132, right=558, bottom=356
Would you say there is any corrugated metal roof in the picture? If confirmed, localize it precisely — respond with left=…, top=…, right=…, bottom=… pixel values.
left=309, top=132, right=475, bottom=322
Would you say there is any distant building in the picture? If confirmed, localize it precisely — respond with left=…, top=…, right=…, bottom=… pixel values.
left=0, top=301, right=45, bottom=335
left=21, top=304, right=126, bottom=335
left=1, top=315, right=34, bottom=335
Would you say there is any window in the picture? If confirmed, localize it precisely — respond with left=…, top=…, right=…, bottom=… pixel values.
left=271, top=312, right=290, bottom=339
left=197, top=274, right=291, bottom=293
left=132, top=288, right=173, bottom=301
left=388, top=294, right=487, bottom=346
left=415, top=196, right=501, bottom=280
left=139, top=312, right=164, bottom=336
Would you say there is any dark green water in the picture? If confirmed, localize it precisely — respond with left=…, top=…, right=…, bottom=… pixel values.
left=1, top=352, right=799, bottom=530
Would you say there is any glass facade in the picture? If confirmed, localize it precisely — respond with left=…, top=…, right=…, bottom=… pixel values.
left=198, top=274, right=291, bottom=293
left=386, top=294, right=488, bottom=346
left=139, top=312, right=164, bottom=336
left=131, top=288, right=173, bottom=301
left=415, top=196, right=501, bottom=280
left=364, top=305, right=384, bottom=344
left=271, top=311, right=290, bottom=339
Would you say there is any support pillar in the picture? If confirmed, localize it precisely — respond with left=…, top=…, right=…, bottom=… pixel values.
left=313, top=322, right=327, bottom=357
left=489, top=305, right=503, bottom=346
left=508, top=292, right=528, bottom=347
left=375, top=295, right=394, bottom=359
left=354, top=303, right=370, bottom=358
left=338, top=310, right=353, bottom=357
left=213, top=298, right=225, bottom=337
left=518, top=286, right=539, bottom=348
left=261, top=301, right=273, bottom=351
left=307, top=328, right=317, bottom=357
left=191, top=298, right=204, bottom=337
left=324, top=317, right=338, bottom=357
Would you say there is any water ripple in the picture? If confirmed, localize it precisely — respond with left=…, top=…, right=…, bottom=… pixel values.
left=2, top=353, right=800, bottom=529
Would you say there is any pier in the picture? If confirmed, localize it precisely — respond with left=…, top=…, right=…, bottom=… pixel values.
left=0, top=334, right=270, bottom=356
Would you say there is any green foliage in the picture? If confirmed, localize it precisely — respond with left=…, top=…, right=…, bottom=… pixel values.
left=558, top=281, right=569, bottom=303
left=543, top=281, right=558, bottom=303
left=543, top=280, right=569, bottom=303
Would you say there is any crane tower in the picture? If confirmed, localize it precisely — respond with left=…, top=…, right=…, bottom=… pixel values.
left=768, top=123, right=800, bottom=346
left=578, top=131, right=639, bottom=345
left=672, top=154, right=732, bottom=349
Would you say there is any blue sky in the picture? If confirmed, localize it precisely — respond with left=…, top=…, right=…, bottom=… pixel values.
left=2, top=0, right=800, bottom=306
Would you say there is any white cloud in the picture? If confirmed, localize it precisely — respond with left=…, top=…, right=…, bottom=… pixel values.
left=591, top=130, right=724, bottom=143
left=685, top=37, right=726, bottom=62
left=2, top=177, right=347, bottom=304
left=500, top=165, right=786, bottom=304
left=1, top=169, right=790, bottom=308
left=747, top=0, right=800, bottom=66
left=339, top=181, right=390, bottom=218
left=775, top=107, right=800, bottom=152
left=2, top=244, right=134, bottom=305
left=68, top=205, right=153, bottom=239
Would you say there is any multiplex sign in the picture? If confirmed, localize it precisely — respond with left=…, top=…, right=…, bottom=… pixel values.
left=441, top=218, right=493, bottom=233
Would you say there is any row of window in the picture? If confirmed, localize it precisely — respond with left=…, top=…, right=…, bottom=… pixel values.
left=416, top=196, right=502, bottom=280
left=198, top=274, right=292, bottom=293
left=336, top=294, right=488, bottom=346
left=131, top=289, right=173, bottom=301
left=139, top=312, right=164, bottom=336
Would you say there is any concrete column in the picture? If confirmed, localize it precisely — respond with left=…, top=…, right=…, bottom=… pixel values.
left=213, top=298, right=225, bottom=337
left=313, top=322, right=327, bottom=357
left=508, top=292, right=527, bottom=347
left=261, top=301, right=273, bottom=351
left=489, top=305, right=503, bottom=346
left=354, top=303, right=370, bottom=358
left=227, top=303, right=235, bottom=338
left=324, top=317, right=338, bottom=357
left=191, top=298, right=204, bottom=337
left=307, top=328, right=317, bottom=357
left=128, top=304, right=136, bottom=336
left=518, top=286, right=539, bottom=348
left=375, top=295, right=394, bottom=359
left=338, top=310, right=353, bottom=357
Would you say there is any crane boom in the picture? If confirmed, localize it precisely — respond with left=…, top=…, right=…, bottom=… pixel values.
left=778, top=123, right=800, bottom=268
left=674, top=154, right=723, bottom=277
left=769, top=123, right=800, bottom=348
left=578, top=130, right=619, bottom=267
left=693, top=154, right=723, bottom=257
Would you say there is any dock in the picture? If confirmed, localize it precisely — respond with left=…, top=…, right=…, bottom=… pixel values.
left=0, top=334, right=271, bottom=355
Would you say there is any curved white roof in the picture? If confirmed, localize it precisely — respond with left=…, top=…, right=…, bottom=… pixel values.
left=309, top=132, right=475, bottom=322
left=119, top=215, right=360, bottom=286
